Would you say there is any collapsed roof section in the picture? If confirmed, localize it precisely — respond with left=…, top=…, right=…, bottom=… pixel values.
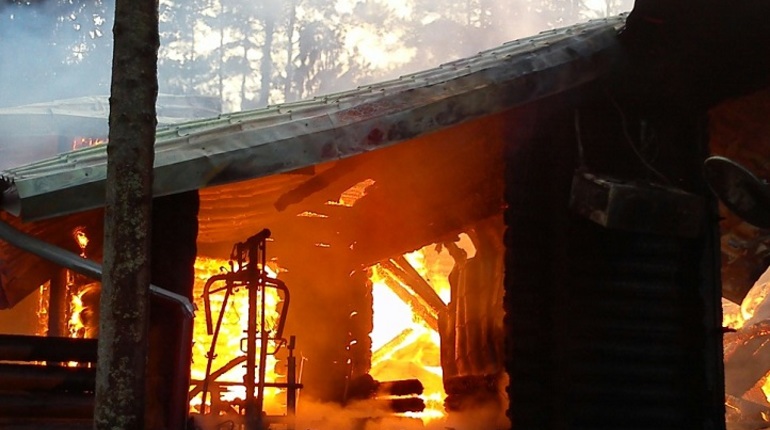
left=0, top=16, right=625, bottom=222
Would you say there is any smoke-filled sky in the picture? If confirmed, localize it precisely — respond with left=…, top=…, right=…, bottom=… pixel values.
left=0, top=0, right=633, bottom=111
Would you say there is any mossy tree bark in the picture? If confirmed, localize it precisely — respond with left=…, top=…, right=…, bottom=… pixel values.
left=93, top=0, right=159, bottom=428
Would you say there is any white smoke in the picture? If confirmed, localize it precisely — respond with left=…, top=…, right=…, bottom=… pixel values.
left=190, top=398, right=510, bottom=430
left=0, top=0, right=113, bottom=108
left=0, top=0, right=634, bottom=111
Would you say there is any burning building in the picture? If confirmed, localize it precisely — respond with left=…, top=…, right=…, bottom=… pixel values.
left=0, top=3, right=769, bottom=430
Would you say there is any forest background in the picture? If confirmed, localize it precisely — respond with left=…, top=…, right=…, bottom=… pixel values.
left=0, top=0, right=632, bottom=112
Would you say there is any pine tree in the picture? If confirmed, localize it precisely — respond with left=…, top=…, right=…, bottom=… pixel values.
left=93, top=0, right=158, bottom=427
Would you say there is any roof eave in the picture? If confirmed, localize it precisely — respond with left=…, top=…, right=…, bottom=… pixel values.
left=1, top=17, right=625, bottom=222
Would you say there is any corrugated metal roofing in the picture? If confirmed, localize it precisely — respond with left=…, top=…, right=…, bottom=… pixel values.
left=0, top=94, right=221, bottom=138
left=0, top=16, right=625, bottom=222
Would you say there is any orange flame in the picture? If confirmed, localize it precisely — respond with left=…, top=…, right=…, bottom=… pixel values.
left=326, top=179, right=376, bottom=207
left=36, top=282, right=50, bottom=336
left=72, top=137, right=108, bottom=150
left=369, top=242, right=461, bottom=422
left=722, top=298, right=744, bottom=330
left=73, top=227, right=89, bottom=256
left=67, top=283, right=99, bottom=339
left=67, top=227, right=98, bottom=341
left=189, top=257, right=286, bottom=416
left=741, top=280, right=770, bottom=324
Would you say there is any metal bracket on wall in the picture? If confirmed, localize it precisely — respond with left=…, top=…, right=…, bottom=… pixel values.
left=569, top=170, right=704, bottom=238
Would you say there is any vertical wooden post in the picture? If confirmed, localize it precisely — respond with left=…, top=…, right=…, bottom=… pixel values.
left=146, top=191, right=199, bottom=430
left=47, top=270, right=67, bottom=338
left=93, top=0, right=158, bottom=427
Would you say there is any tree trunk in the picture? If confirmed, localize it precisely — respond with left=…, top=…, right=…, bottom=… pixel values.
left=284, top=0, right=297, bottom=102
left=218, top=2, right=225, bottom=108
left=93, top=0, right=158, bottom=427
left=240, top=42, right=248, bottom=110
left=258, top=17, right=275, bottom=107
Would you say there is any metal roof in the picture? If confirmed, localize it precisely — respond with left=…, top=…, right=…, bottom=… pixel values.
left=0, top=16, right=625, bottom=222
left=0, top=94, right=221, bottom=139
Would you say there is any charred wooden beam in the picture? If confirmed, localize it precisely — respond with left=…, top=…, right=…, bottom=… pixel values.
left=377, top=379, right=424, bottom=397
left=347, top=374, right=424, bottom=400
left=444, top=373, right=504, bottom=412
left=377, top=269, right=438, bottom=331
left=345, top=270, right=373, bottom=381
left=386, top=256, right=447, bottom=314
left=379, top=397, right=425, bottom=413
left=48, top=270, right=68, bottom=338
left=0, top=392, right=93, bottom=419
left=371, top=328, right=415, bottom=367
left=0, top=418, right=93, bottom=430
left=0, top=334, right=97, bottom=363
left=273, top=162, right=365, bottom=212
left=0, top=363, right=96, bottom=392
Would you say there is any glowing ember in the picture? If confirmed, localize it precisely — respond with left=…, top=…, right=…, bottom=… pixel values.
left=73, top=227, right=89, bottom=255
left=72, top=137, right=108, bottom=150
left=66, top=227, right=99, bottom=340
left=36, top=282, right=50, bottom=336
left=190, top=257, right=286, bottom=416
left=722, top=298, right=744, bottom=330
left=326, top=179, right=376, bottom=207
left=297, top=211, right=329, bottom=218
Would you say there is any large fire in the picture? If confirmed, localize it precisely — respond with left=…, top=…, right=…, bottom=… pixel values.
left=189, top=256, right=286, bottom=416
left=369, top=264, right=445, bottom=421
left=189, top=237, right=467, bottom=423
left=27, top=219, right=466, bottom=423
left=33, top=228, right=95, bottom=339
left=369, top=238, right=473, bottom=422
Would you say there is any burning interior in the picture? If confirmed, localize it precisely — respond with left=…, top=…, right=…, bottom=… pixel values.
left=0, top=102, right=510, bottom=430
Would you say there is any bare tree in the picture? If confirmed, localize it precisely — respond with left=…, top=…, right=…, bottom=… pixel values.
left=93, top=0, right=158, bottom=427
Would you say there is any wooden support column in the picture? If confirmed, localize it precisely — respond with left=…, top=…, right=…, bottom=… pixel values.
left=280, top=243, right=368, bottom=404
left=346, top=269, right=373, bottom=382
left=47, top=270, right=68, bottom=338
left=146, top=191, right=199, bottom=430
